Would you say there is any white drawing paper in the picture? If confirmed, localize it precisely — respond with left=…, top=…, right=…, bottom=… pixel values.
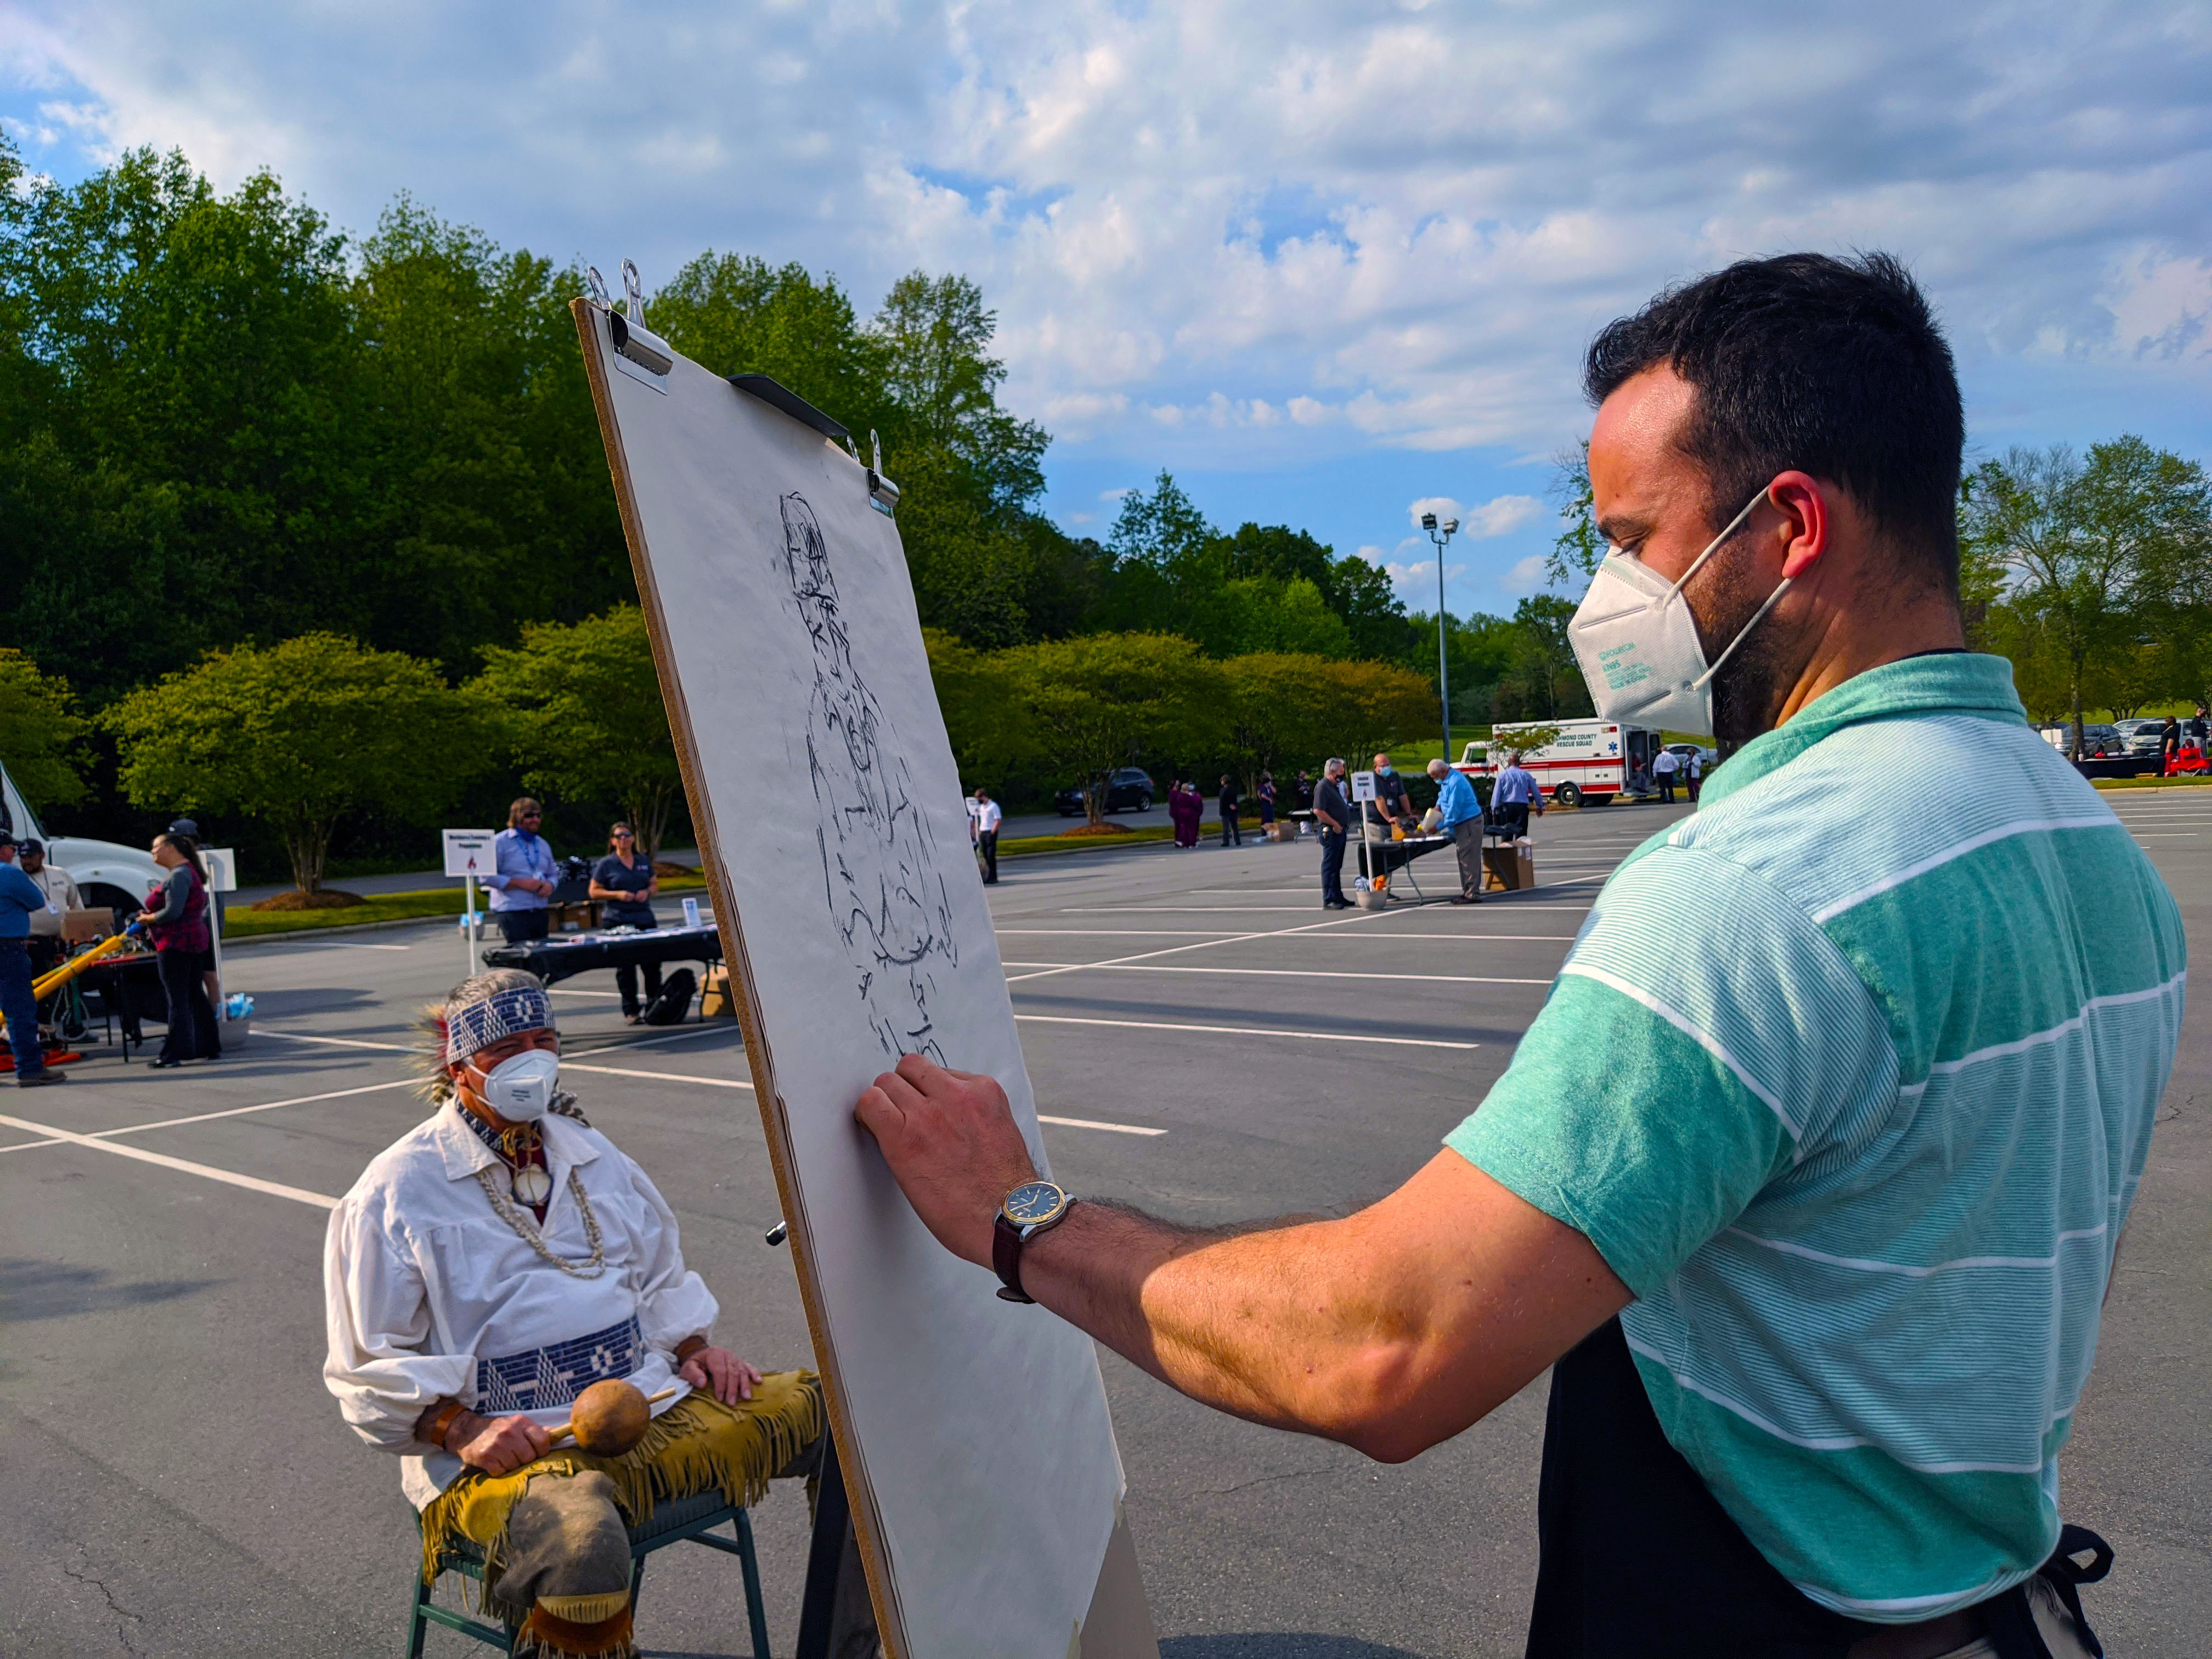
left=573, top=300, right=1141, bottom=1659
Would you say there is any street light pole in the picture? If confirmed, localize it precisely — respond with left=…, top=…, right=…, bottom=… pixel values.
left=1421, top=512, right=1460, bottom=768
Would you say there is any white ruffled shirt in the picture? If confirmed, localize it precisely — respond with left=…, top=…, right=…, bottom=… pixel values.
left=323, top=1101, right=718, bottom=1508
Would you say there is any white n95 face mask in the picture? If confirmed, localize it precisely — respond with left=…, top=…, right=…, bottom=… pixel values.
left=1566, top=488, right=1791, bottom=738
left=474, top=1048, right=560, bottom=1120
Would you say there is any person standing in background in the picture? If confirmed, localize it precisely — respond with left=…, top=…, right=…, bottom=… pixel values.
left=1169, top=780, right=1202, bottom=849
left=1312, top=758, right=1352, bottom=910
left=1652, top=746, right=1680, bottom=803
left=589, top=822, right=663, bottom=1022
left=486, top=798, right=558, bottom=944
left=970, top=788, right=1002, bottom=885
left=19, top=840, right=78, bottom=973
left=0, top=832, right=66, bottom=1088
left=1490, top=752, right=1542, bottom=840
left=1426, top=759, right=1485, bottom=905
left=1256, top=773, right=1278, bottom=838
left=1686, top=750, right=1705, bottom=803
left=1364, top=752, right=1414, bottom=845
left=2161, top=716, right=2181, bottom=776
left=137, top=831, right=219, bottom=1070
left=1218, top=775, right=1243, bottom=848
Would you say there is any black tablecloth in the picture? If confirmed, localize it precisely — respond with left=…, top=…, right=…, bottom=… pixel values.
left=1357, top=833, right=1454, bottom=880
left=482, top=922, right=723, bottom=988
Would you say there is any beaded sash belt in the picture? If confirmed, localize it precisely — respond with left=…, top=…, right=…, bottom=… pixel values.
left=475, top=1315, right=644, bottom=1413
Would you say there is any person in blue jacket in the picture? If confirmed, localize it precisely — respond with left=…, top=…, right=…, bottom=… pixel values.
left=0, top=831, right=67, bottom=1087
left=1427, top=759, right=1486, bottom=905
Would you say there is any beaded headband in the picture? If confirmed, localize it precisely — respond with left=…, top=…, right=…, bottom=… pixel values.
left=444, top=985, right=554, bottom=1064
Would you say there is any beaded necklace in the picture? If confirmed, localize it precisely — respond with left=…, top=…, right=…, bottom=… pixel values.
left=474, top=1164, right=607, bottom=1278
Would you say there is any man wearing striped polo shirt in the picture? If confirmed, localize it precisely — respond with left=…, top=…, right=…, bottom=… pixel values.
left=855, top=253, right=2175, bottom=1658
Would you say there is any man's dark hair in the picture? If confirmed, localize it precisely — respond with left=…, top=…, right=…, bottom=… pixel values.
left=1584, top=251, right=1964, bottom=595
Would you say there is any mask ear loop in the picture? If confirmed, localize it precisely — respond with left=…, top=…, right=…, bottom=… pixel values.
left=1662, top=486, right=1790, bottom=695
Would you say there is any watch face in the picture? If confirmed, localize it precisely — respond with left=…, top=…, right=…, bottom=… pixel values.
left=1002, top=1180, right=1067, bottom=1226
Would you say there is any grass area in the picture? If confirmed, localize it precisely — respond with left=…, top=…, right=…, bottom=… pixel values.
left=2092, top=775, right=2212, bottom=791
left=223, top=870, right=711, bottom=939
left=998, top=822, right=1216, bottom=858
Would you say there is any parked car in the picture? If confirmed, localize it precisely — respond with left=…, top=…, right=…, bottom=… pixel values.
left=1053, top=768, right=1156, bottom=816
left=2115, top=718, right=2168, bottom=756
left=2080, top=724, right=2126, bottom=758
left=0, top=759, right=168, bottom=929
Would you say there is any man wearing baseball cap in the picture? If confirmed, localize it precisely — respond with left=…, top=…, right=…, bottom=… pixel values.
left=0, top=831, right=67, bottom=1087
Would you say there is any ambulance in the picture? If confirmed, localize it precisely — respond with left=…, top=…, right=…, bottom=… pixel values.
left=1455, top=718, right=1665, bottom=808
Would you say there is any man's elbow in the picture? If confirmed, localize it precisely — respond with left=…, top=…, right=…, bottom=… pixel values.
left=1317, top=1341, right=1448, bottom=1466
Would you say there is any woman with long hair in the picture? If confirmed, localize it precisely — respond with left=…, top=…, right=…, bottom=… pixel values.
left=137, top=831, right=219, bottom=1069
left=588, top=822, right=663, bottom=1021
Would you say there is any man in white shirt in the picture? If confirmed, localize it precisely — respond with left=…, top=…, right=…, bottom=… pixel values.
left=323, top=969, right=876, bottom=1658
left=969, top=788, right=1003, bottom=885
left=1652, top=745, right=1680, bottom=803
left=18, top=840, right=80, bottom=938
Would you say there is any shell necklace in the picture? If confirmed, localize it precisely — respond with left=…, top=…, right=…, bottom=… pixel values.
left=475, top=1164, right=607, bottom=1278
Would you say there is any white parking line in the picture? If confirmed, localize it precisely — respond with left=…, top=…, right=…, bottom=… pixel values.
left=1013, top=1014, right=1478, bottom=1049
left=0, top=1111, right=339, bottom=1209
left=1038, top=1114, right=1166, bottom=1136
left=243, top=939, right=414, bottom=952
left=0, top=1078, right=419, bottom=1156
left=563, top=1062, right=751, bottom=1088
left=1001, top=963, right=1551, bottom=985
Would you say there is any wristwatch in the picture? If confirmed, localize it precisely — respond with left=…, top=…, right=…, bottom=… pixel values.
left=992, top=1179, right=1075, bottom=1304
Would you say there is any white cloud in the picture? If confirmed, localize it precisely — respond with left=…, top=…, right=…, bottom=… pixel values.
left=1465, top=495, right=1544, bottom=540
left=5, top=0, right=2208, bottom=489
left=1500, top=555, right=1550, bottom=596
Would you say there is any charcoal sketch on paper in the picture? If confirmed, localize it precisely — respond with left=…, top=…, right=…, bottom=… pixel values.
left=779, top=490, right=958, bottom=1060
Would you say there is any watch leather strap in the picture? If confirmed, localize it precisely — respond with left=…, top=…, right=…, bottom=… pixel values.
left=992, top=1212, right=1035, bottom=1303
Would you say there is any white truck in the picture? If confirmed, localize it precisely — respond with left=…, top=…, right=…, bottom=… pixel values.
left=1456, top=718, right=1666, bottom=809
left=0, top=760, right=168, bottom=927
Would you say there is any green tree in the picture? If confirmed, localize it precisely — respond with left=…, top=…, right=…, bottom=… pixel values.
left=471, top=605, right=684, bottom=859
left=1545, top=440, right=1602, bottom=585
left=1964, top=439, right=2212, bottom=756
left=103, top=634, right=482, bottom=893
left=1307, top=659, right=1440, bottom=767
left=1000, top=633, right=1228, bottom=825
left=0, top=649, right=92, bottom=812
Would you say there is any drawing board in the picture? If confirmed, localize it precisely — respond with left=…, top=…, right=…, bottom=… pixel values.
left=570, top=296, right=1154, bottom=1659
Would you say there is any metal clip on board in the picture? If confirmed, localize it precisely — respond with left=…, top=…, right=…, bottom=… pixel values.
left=584, top=258, right=674, bottom=393
left=589, top=260, right=898, bottom=514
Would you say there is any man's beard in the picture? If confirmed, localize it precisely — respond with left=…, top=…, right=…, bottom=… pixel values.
left=1689, top=538, right=1795, bottom=753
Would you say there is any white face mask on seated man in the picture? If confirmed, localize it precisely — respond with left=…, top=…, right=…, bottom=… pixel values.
left=471, top=1047, right=560, bottom=1121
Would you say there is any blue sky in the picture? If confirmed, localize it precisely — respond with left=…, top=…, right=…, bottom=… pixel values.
left=6, top=0, right=2208, bottom=619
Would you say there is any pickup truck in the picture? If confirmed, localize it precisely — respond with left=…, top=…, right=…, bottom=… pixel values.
left=0, top=760, right=168, bottom=928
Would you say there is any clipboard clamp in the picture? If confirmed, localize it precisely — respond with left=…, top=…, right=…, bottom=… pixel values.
left=584, top=259, right=674, bottom=388
left=864, top=430, right=900, bottom=518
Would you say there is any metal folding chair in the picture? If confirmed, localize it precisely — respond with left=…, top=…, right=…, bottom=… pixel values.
left=405, top=1488, right=771, bottom=1658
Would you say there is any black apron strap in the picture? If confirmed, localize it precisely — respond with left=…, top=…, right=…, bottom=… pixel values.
left=1526, top=1319, right=2115, bottom=1659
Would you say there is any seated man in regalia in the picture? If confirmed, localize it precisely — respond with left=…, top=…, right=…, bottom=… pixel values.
left=323, top=968, right=877, bottom=1658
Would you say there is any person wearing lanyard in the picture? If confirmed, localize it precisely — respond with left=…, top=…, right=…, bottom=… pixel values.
left=486, top=798, right=560, bottom=945
left=1310, top=758, right=1352, bottom=909
left=588, top=823, right=662, bottom=1022
left=138, top=831, right=221, bottom=1070
left=0, top=832, right=67, bottom=1087
left=848, top=254, right=2167, bottom=1658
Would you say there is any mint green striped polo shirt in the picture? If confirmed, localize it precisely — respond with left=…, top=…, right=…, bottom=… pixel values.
left=1448, top=653, right=2181, bottom=1623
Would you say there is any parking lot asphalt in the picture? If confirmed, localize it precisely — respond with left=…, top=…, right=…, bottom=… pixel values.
left=3, top=792, right=2207, bottom=1657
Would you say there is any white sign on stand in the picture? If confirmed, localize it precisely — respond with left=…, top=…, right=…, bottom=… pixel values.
left=201, top=847, right=238, bottom=1021
left=442, top=830, right=497, bottom=878
left=1351, top=770, right=1378, bottom=803
left=443, top=829, right=497, bottom=974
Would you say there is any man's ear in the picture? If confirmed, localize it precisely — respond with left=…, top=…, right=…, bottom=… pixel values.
left=1767, top=471, right=1830, bottom=581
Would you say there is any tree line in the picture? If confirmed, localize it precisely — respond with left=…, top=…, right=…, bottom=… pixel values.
left=0, top=132, right=1594, bottom=880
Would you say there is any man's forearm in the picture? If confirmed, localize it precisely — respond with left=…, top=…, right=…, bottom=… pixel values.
left=1015, top=1199, right=1446, bottom=1456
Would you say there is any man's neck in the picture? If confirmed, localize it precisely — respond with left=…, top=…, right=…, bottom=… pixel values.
left=1766, top=594, right=1967, bottom=732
